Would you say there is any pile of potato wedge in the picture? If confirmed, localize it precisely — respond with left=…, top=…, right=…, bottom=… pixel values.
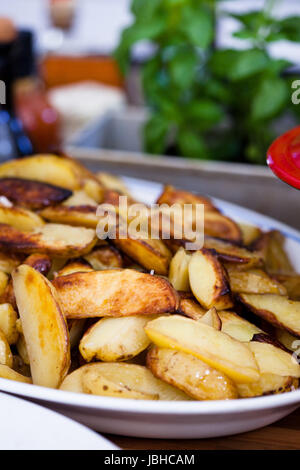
left=0, top=153, right=299, bottom=401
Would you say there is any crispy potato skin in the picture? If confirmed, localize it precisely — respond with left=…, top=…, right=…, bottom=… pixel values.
left=0, top=178, right=72, bottom=210
left=237, top=374, right=296, bottom=398
left=176, top=296, right=206, bottom=320
left=147, top=347, right=238, bottom=400
left=53, top=269, right=179, bottom=318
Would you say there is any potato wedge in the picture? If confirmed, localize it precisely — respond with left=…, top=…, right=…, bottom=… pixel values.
left=82, top=367, right=158, bottom=400
left=0, top=303, right=18, bottom=344
left=228, top=268, right=287, bottom=295
left=112, top=234, right=172, bottom=276
left=0, top=271, right=8, bottom=297
left=82, top=178, right=103, bottom=204
left=218, top=310, right=262, bottom=342
left=60, top=362, right=189, bottom=400
left=204, top=237, right=262, bottom=268
left=53, top=269, right=178, bottom=318
left=177, top=296, right=206, bottom=320
left=237, top=374, right=296, bottom=398
left=238, top=223, right=262, bottom=246
left=157, top=185, right=217, bottom=212
left=0, top=206, right=44, bottom=231
left=84, top=246, right=123, bottom=270
left=0, top=252, right=22, bottom=274
left=12, top=265, right=70, bottom=388
left=147, top=347, right=237, bottom=400
left=0, top=329, right=13, bottom=367
left=238, top=293, right=300, bottom=338
left=79, top=315, right=155, bottom=362
left=249, top=341, right=300, bottom=377
left=168, top=248, right=191, bottom=291
left=252, top=231, right=294, bottom=274
left=40, top=205, right=99, bottom=229
left=199, top=307, right=222, bottom=330
left=63, top=190, right=97, bottom=207
left=0, top=177, right=72, bottom=210
left=0, top=155, right=83, bottom=190
left=145, top=315, right=260, bottom=383
left=0, top=364, right=31, bottom=383
left=0, top=223, right=97, bottom=257
left=273, top=274, right=300, bottom=300
left=56, top=259, right=93, bottom=277
left=189, top=249, right=233, bottom=310
left=203, top=211, right=242, bottom=243
left=96, top=172, right=131, bottom=196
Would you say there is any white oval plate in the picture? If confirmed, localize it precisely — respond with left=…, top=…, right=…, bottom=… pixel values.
left=0, top=176, right=300, bottom=439
left=0, top=392, right=118, bottom=450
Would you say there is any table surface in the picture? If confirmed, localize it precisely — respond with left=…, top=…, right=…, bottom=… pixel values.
left=105, top=407, right=300, bottom=450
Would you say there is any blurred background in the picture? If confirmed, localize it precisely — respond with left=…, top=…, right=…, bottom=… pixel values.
left=0, top=0, right=299, bottom=226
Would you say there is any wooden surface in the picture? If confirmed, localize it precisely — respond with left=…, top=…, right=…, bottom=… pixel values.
left=105, top=407, right=300, bottom=450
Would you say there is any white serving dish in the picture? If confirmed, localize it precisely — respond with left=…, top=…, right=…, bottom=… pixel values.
left=0, top=176, right=300, bottom=439
left=0, top=392, right=118, bottom=450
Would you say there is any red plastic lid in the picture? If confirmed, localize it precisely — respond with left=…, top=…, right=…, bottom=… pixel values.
left=267, top=125, right=300, bottom=190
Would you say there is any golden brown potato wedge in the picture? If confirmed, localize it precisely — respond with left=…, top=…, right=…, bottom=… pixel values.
left=238, top=223, right=262, bottom=246
left=0, top=155, right=83, bottom=190
left=82, top=178, right=103, bottom=204
left=176, top=296, right=206, bottom=320
left=218, top=310, right=262, bottom=342
left=273, top=274, right=300, bottom=300
left=0, top=252, right=22, bottom=274
left=0, top=271, right=8, bottom=297
left=237, top=374, right=297, bottom=398
left=82, top=367, right=158, bottom=399
left=56, top=259, right=93, bottom=277
left=156, top=185, right=217, bottom=212
left=0, top=223, right=97, bottom=257
left=147, top=347, right=237, bottom=400
left=204, top=237, right=263, bottom=268
left=84, top=245, right=123, bottom=270
left=168, top=247, right=191, bottom=291
left=248, top=341, right=300, bottom=377
left=0, top=177, right=72, bottom=210
left=199, top=307, right=222, bottom=330
left=252, top=230, right=294, bottom=274
left=145, top=315, right=260, bottom=383
left=238, top=293, right=300, bottom=338
left=96, top=172, right=131, bottom=196
left=53, top=269, right=178, bottom=319
left=63, top=190, right=97, bottom=207
left=40, top=205, right=99, bottom=229
left=79, top=315, right=155, bottom=362
left=203, top=211, right=242, bottom=243
left=0, top=206, right=44, bottom=232
left=12, top=265, right=70, bottom=388
left=228, top=268, right=287, bottom=295
left=0, top=364, right=31, bottom=383
left=112, top=234, right=172, bottom=276
left=0, top=303, right=18, bottom=344
left=189, top=249, right=233, bottom=310
left=0, top=329, right=13, bottom=367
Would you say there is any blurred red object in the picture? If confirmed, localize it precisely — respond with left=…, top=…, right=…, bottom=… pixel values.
left=267, top=126, right=300, bottom=190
